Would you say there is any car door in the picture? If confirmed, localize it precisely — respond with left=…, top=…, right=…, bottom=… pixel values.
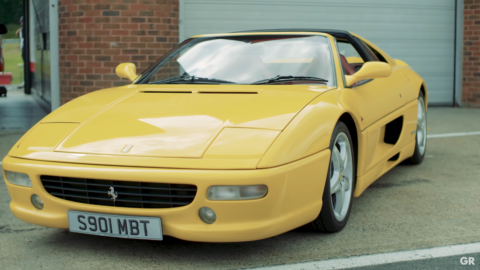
left=338, top=39, right=406, bottom=128
left=338, top=38, right=413, bottom=175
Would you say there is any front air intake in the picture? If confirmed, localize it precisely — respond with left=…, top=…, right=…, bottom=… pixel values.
left=41, top=175, right=197, bottom=209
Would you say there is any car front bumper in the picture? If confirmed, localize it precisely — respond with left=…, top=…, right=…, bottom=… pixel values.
left=2, top=149, right=330, bottom=242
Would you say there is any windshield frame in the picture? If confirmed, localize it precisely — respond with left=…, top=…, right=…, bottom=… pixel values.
left=135, top=33, right=338, bottom=87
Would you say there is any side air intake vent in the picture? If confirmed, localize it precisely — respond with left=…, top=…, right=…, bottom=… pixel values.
left=384, top=116, right=403, bottom=145
left=388, top=153, right=400, bottom=161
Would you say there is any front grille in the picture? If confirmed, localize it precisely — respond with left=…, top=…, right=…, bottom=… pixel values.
left=40, top=175, right=197, bottom=208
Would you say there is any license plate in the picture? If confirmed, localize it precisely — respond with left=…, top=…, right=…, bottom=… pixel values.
left=67, top=210, right=163, bottom=240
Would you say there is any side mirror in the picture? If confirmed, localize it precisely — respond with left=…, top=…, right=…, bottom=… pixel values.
left=0, top=24, right=8, bottom=35
left=115, top=63, right=139, bottom=82
left=345, top=61, right=391, bottom=87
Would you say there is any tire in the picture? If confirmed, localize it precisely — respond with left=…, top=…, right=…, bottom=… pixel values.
left=405, top=91, right=427, bottom=165
left=306, top=121, right=356, bottom=233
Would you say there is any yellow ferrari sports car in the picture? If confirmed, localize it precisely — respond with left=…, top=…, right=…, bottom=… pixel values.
left=2, top=29, right=427, bottom=242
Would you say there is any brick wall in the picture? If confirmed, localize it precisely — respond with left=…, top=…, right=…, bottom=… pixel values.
left=463, top=1, right=480, bottom=107
left=58, top=0, right=179, bottom=104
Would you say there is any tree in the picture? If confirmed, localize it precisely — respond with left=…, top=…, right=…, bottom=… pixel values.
left=0, top=0, right=23, bottom=25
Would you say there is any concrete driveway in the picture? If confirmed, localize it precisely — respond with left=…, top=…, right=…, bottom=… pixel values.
left=1, top=91, right=479, bottom=269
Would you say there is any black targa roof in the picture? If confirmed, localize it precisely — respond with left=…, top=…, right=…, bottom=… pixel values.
left=234, top=28, right=351, bottom=37
left=233, top=28, right=373, bottom=62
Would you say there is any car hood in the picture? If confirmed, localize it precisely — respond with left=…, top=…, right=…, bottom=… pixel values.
left=11, top=84, right=334, bottom=168
left=56, top=85, right=332, bottom=158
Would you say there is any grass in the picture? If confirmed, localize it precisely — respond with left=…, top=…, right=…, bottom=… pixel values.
left=2, top=43, right=23, bottom=85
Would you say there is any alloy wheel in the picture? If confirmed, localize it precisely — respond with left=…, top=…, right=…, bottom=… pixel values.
left=329, top=132, right=353, bottom=222
left=416, top=96, right=427, bottom=155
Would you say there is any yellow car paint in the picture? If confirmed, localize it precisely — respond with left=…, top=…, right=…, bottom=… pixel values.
left=346, top=56, right=364, bottom=64
left=3, top=149, right=329, bottom=242
left=345, top=62, right=392, bottom=87
left=354, top=99, right=418, bottom=196
left=16, top=123, right=79, bottom=152
left=115, top=62, right=139, bottom=82
left=10, top=85, right=333, bottom=170
left=203, top=128, right=281, bottom=160
left=2, top=31, right=428, bottom=242
left=54, top=87, right=318, bottom=158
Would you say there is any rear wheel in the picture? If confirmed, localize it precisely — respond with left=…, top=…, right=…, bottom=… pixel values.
left=406, top=91, right=427, bottom=164
left=307, top=121, right=355, bottom=232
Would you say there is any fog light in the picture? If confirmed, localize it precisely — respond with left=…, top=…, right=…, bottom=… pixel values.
left=199, top=207, right=216, bottom=224
left=4, top=171, right=32, bottom=187
left=207, top=185, right=268, bottom=200
left=31, top=194, right=44, bottom=210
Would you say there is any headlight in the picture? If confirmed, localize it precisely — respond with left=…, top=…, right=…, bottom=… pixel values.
left=4, top=171, right=32, bottom=187
left=207, top=185, right=268, bottom=200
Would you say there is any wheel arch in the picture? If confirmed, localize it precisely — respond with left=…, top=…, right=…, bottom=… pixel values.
left=338, top=113, right=359, bottom=185
left=420, top=82, right=428, bottom=108
left=257, top=90, right=345, bottom=169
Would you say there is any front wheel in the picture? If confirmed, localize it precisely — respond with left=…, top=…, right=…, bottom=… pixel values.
left=307, top=121, right=355, bottom=233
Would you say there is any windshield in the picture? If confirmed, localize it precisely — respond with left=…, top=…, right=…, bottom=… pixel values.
left=138, top=35, right=335, bottom=86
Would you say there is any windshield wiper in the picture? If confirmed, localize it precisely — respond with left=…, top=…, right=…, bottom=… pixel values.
left=252, top=75, right=328, bottom=85
left=149, top=75, right=236, bottom=84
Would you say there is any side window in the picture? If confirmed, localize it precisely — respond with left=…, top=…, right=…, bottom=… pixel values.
left=337, top=39, right=377, bottom=87
left=357, top=38, right=388, bottom=63
left=338, top=42, right=362, bottom=59
left=356, top=39, right=378, bottom=61
left=337, top=41, right=364, bottom=73
left=368, top=45, right=388, bottom=63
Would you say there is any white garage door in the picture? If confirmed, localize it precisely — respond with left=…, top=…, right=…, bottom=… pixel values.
left=180, top=0, right=456, bottom=105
